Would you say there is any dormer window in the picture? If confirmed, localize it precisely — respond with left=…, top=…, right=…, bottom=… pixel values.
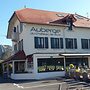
left=67, top=18, right=73, bottom=30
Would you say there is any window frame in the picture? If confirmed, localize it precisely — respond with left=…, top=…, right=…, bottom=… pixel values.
left=81, top=39, right=89, bottom=49
left=34, top=37, right=48, bottom=49
left=65, top=38, right=77, bottom=49
left=51, top=37, right=63, bottom=49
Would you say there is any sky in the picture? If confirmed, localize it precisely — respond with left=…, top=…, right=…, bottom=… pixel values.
left=0, top=0, right=90, bottom=45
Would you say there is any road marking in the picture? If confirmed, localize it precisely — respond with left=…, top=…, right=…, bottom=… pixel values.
left=13, top=83, right=24, bottom=89
left=13, top=82, right=66, bottom=89
left=24, top=82, right=65, bottom=89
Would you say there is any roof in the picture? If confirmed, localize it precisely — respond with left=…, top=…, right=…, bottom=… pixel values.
left=2, top=50, right=26, bottom=63
left=7, top=8, right=90, bottom=38
left=14, top=8, right=68, bottom=24
left=13, top=8, right=90, bottom=27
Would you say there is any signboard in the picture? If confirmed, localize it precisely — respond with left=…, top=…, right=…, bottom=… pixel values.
left=30, top=27, right=61, bottom=36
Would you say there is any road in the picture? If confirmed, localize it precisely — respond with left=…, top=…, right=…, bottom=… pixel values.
left=0, top=76, right=90, bottom=90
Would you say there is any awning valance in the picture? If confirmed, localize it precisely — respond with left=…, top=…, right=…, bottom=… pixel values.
left=2, top=50, right=26, bottom=63
left=60, top=53, right=90, bottom=57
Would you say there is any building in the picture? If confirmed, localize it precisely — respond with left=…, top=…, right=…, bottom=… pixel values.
left=2, top=8, right=90, bottom=80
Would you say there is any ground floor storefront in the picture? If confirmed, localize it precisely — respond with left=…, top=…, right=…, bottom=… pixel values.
left=2, top=52, right=90, bottom=80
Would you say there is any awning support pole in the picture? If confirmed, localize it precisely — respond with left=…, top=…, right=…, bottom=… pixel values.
left=12, top=61, right=15, bottom=74
left=64, top=56, right=66, bottom=70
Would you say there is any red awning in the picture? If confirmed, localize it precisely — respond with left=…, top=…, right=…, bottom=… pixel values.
left=2, top=50, right=26, bottom=63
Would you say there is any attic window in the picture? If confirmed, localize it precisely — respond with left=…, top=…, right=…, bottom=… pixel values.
left=56, top=14, right=64, bottom=17
left=67, top=18, right=73, bottom=30
left=75, top=15, right=84, bottom=19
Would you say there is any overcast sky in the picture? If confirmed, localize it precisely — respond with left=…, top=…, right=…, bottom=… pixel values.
left=0, top=0, right=90, bottom=45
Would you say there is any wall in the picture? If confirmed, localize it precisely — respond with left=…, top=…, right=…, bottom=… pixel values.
left=19, top=23, right=90, bottom=55
left=11, top=53, right=65, bottom=80
left=11, top=19, right=20, bottom=55
left=33, top=54, right=65, bottom=79
left=11, top=73, right=35, bottom=80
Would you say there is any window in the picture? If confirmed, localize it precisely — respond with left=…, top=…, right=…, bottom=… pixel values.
left=66, top=58, right=88, bottom=67
left=20, top=23, right=23, bottom=33
left=56, top=14, right=64, bottom=17
left=21, top=39, right=23, bottom=50
left=65, top=38, right=77, bottom=49
left=75, top=14, right=84, bottom=19
left=81, top=39, right=89, bottom=49
left=38, top=58, right=64, bottom=73
left=14, top=61, right=26, bottom=73
left=14, top=27, right=16, bottom=32
left=14, top=44, right=17, bottom=51
left=34, top=37, right=48, bottom=49
left=17, top=25, right=19, bottom=33
left=51, top=38, right=63, bottom=49
left=18, top=41, right=20, bottom=51
left=18, top=39, right=23, bottom=51
left=67, top=18, right=73, bottom=30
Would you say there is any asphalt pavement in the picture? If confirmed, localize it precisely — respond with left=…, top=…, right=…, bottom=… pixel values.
left=0, top=76, right=90, bottom=90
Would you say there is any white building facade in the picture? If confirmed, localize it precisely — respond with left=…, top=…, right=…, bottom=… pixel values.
left=2, top=8, right=90, bottom=80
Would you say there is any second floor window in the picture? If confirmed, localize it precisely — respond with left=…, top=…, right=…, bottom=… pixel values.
left=34, top=37, right=48, bottom=49
left=81, top=39, right=90, bottom=49
left=51, top=38, right=63, bottom=49
left=65, top=38, right=77, bottom=49
left=18, top=39, right=23, bottom=51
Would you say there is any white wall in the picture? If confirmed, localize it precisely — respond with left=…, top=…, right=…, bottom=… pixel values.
left=11, top=18, right=90, bottom=55
left=11, top=19, right=20, bottom=55
left=64, top=27, right=90, bottom=53
left=11, top=73, right=35, bottom=80
left=19, top=23, right=90, bottom=55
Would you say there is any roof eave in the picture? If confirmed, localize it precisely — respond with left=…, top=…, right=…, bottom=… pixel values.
left=74, top=25, right=90, bottom=29
left=7, top=12, right=22, bottom=39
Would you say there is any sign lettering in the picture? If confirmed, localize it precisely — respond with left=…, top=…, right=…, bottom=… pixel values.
left=30, top=27, right=61, bottom=36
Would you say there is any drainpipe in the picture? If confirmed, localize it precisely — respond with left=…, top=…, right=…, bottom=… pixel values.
left=62, top=27, right=66, bottom=71
left=12, top=61, right=15, bottom=74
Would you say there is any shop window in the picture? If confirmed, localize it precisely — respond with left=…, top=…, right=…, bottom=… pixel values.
left=34, top=37, right=48, bottom=49
left=14, top=61, right=26, bottom=73
left=51, top=38, right=63, bottom=49
left=65, top=38, right=77, bottom=49
left=66, top=58, right=88, bottom=68
left=37, top=58, right=64, bottom=73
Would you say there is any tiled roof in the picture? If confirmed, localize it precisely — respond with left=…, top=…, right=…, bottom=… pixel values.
left=15, top=8, right=68, bottom=25
left=13, top=8, right=90, bottom=28
left=2, top=50, right=26, bottom=63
